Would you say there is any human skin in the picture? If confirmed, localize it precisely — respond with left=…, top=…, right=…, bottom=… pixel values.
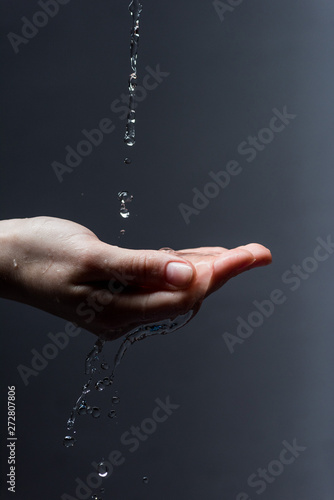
left=0, top=216, right=272, bottom=340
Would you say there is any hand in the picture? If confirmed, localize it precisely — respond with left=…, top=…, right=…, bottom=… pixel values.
left=0, top=217, right=272, bottom=340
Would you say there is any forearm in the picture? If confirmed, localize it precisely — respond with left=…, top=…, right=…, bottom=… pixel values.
left=0, top=218, right=23, bottom=301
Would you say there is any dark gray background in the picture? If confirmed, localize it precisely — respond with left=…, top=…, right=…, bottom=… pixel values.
left=1, top=0, right=334, bottom=499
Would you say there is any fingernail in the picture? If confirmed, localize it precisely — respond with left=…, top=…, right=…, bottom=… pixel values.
left=166, top=262, right=193, bottom=287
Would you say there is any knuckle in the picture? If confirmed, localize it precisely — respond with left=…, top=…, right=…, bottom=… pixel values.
left=131, top=252, right=160, bottom=281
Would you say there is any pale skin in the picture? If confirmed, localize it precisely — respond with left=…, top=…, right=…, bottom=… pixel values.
left=0, top=216, right=272, bottom=340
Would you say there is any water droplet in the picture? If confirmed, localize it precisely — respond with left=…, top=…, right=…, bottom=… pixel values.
left=13, top=259, right=18, bottom=269
left=120, top=229, right=126, bottom=237
left=78, top=403, right=87, bottom=415
left=118, top=191, right=133, bottom=219
left=101, top=363, right=109, bottom=370
left=120, top=208, right=130, bottom=219
left=108, top=410, right=116, bottom=419
left=159, top=247, right=175, bottom=253
left=112, top=396, right=120, bottom=405
left=97, top=462, right=109, bottom=478
left=150, top=325, right=163, bottom=332
left=124, top=136, right=135, bottom=147
left=100, top=488, right=105, bottom=494
left=92, top=407, right=101, bottom=418
left=143, top=476, right=149, bottom=484
left=118, top=191, right=133, bottom=203
left=66, top=416, right=75, bottom=430
left=103, top=377, right=111, bottom=386
left=86, top=406, right=93, bottom=415
left=82, top=381, right=91, bottom=395
left=124, top=157, right=132, bottom=165
left=129, top=0, right=143, bottom=16
left=81, top=193, right=84, bottom=196
left=63, top=436, right=76, bottom=448
left=128, top=110, right=136, bottom=123
left=95, top=380, right=105, bottom=392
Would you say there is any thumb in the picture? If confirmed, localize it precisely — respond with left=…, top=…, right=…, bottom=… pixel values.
left=86, top=243, right=195, bottom=290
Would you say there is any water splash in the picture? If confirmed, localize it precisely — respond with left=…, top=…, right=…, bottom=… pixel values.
left=124, top=0, right=143, bottom=147
left=65, top=311, right=193, bottom=445
left=64, top=339, right=105, bottom=444
left=85, top=339, right=105, bottom=376
left=112, top=311, right=194, bottom=376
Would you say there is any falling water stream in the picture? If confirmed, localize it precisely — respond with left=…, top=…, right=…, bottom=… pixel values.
left=124, top=0, right=143, bottom=148
left=119, top=0, right=142, bottom=224
left=64, top=2, right=194, bottom=496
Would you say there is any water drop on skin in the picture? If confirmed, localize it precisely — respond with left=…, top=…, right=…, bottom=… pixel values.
left=159, top=247, right=175, bottom=253
left=63, top=436, right=76, bottom=448
left=13, top=259, right=18, bottom=269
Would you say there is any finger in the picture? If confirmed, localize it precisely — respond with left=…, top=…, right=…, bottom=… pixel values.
left=206, top=246, right=272, bottom=296
left=205, top=248, right=256, bottom=296
left=172, top=246, right=228, bottom=255
left=236, top=243, right=272, bottom=268
left=83, top=243, right=196, bottom=290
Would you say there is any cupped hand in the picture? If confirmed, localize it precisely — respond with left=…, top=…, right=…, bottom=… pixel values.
left=0, top=217, right=272, bottom=340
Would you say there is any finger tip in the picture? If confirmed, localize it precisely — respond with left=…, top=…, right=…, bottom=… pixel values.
left=239, top=243, right=272, bottom=265
left=214, top=249, right=256, bottom=272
